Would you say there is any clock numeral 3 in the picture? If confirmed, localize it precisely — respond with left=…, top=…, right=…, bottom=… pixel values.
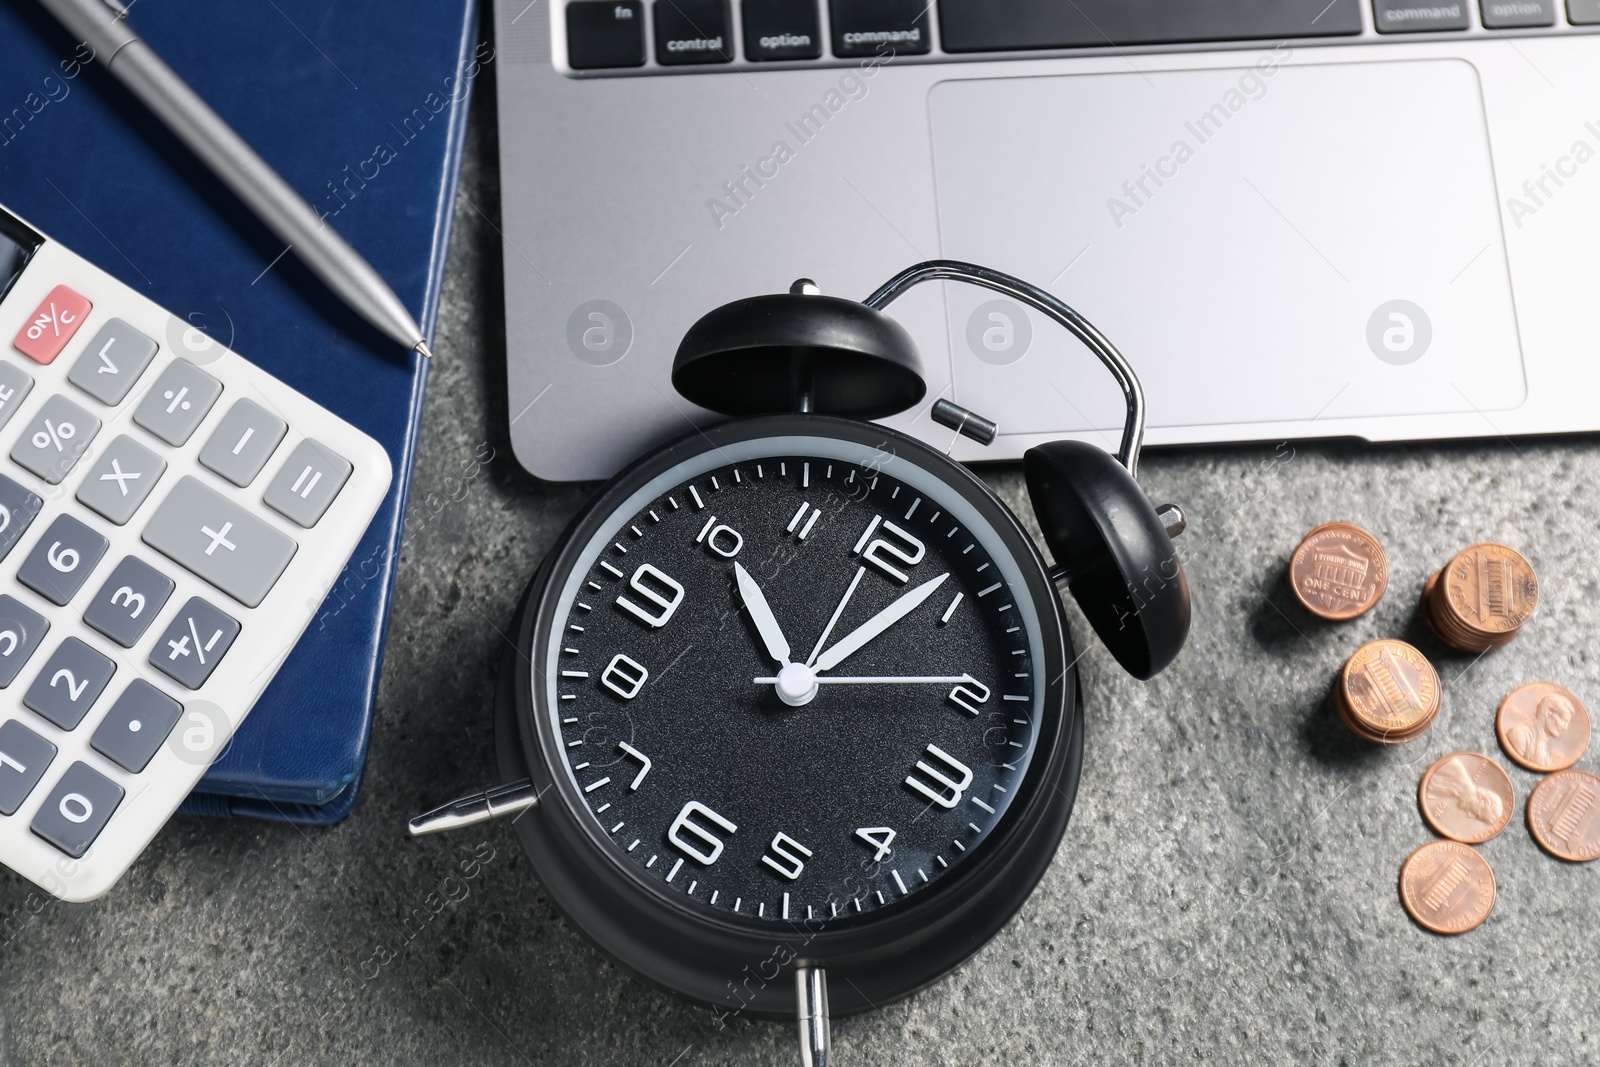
left=668, top=800, right=737, bottom=866
left=905, top=744, right=974, bottom=810
left=852, top=515, right=925, bottom=583
left=616, top=564, right=685, bottom=628
left=600, top=653, right=649, bottom=699
left=761, top=832, right=814, bottom=881
left=855, top=826, right=896, bottom=862
left=694, top=515, right=744, bottom=558
left=947, top=676, right=990, bottom=717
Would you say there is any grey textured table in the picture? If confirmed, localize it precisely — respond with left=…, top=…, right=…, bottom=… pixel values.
left=3, top=64, right=1598, bottom=1067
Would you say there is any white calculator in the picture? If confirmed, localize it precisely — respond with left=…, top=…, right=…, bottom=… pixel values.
left=0, top=204, right=391, bottom=901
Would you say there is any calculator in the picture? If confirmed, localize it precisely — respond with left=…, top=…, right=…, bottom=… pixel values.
left=0, top=204, right=391, bottom=901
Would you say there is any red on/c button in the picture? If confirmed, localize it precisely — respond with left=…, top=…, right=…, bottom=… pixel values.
left=13, top=285, right=93, bottom=365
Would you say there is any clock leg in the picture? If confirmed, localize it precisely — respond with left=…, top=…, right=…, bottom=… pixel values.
left=795, top=966, right=830, bottom=1067
left=406, top=779, right=540, bottom=835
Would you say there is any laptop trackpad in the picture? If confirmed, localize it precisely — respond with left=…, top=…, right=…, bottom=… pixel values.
left=929, top=59, right=1524, bottom=434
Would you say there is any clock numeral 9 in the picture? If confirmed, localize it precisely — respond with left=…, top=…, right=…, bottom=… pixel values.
left=694, top=515, right=744, bottom=558
left=855, top=826, right=896, bottom=862
left=616, top=564, right=685, bottom=628
left=668, top=800, right=737, bottom=866
left=600, top=653, right=649, bottom=700
left=905, top=744, right=974, bottom=810
left=761, top=832, right=814, bottom=881
left=947, top=676, right=990, bottom=717
left=852, top=515, right=926, bottom=583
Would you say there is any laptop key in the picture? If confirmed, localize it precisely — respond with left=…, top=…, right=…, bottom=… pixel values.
left=830, top=0, right=931, bottom=56
left=938, top=0, right=1362, bottom=52
left=567, top=0, right=647, bottom=69
left=743, top=0, right=822, bottom=60
left=1373, top=0, right=1470, bottom=31
left=1480, top=0, right=1555, bottom=24
left=31, top=762, right=124, bottom=859
left=1573, top=0, right=1600, bottom=22
left=655, top=0, right=732, bottom=64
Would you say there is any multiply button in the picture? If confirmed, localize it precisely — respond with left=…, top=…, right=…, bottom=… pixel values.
left=133, top=359, right=221, bottom=446
left=264, top=438, right=352, bottom=528
left=67, top=319, right=159, bottom=406
left=77, top=435, right=166, bottom=525
left=143, top=476, right=297, bottom=607
left=149, top=596, right=239, bottom=690
left=11, top=394, right=100, bottom=485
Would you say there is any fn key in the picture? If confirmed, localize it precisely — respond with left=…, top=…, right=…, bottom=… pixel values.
left=568, top=1, right=646, bottom=69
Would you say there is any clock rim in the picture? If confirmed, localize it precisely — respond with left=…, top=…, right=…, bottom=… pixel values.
left=500, top=414, right=1083, bottom=1017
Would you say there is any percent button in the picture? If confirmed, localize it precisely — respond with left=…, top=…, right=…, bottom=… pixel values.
left=11, top=394, right=100, bottom=485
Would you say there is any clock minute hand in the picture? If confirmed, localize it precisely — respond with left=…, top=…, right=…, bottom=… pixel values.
left=813, top=572, right=950, bottom=673
left=734, top=561, right=792, bottom=666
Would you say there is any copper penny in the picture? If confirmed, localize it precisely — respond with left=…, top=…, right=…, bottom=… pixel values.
left=1290, top=523, right=1389, bottom=620
left=1441, top=542, right=1538, bottom=638
left=1418, top=752, right=1515, bottom=844
left=1526, top=769, right=1600, bottom=863
left=1496, top=682, right=1590, bottom=773
left=1340, top=639, right=1441, bottom=742
left=1398, top=840, right=1496, bottom=935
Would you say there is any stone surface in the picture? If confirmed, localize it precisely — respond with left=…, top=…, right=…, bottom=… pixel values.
left=3, top=46, right=1598, bottom=1067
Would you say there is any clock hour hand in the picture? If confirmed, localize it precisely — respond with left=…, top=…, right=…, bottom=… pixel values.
left=734, top=561, right=792, bottom=666
left=813, top=572, right=949, bottom=673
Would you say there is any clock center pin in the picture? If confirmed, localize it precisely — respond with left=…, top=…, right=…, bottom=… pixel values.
left=775, top=662, right=819, bottom=706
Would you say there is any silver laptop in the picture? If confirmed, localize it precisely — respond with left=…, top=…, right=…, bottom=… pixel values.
left=493, top=0, right=1600, bottom=481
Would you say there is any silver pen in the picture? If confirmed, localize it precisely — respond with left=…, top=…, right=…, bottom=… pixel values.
left=38, top=0, right=434, bottom=359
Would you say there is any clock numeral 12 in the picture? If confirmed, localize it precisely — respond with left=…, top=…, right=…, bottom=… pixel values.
left=852, top=515, right=925, bottom=583
left=761, top=832, right=814, bottom=881
left=905, top=744, right=974, bottom=810
left=668, top=800, right=737, bottom=866
left=616, top=564, right=685, bottom=628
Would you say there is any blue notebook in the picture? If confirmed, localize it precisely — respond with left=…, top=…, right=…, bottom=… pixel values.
left=0, top=0, right=481, bottom=822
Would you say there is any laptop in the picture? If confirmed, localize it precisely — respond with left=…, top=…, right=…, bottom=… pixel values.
left=492, top=0, right=1600, bottom=482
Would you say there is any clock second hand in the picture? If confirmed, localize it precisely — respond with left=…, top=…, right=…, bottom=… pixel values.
left=812, top=572, right=950, bottom=673
left=804, top=566, right=866, bottom=667
left=754, top=674, right=973, bottom=685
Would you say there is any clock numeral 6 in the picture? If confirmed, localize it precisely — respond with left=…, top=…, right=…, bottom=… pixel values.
left=852, top=515, right=925, bottom=583
left=855, top=826, right=896, bottom=862
left=761, top=831, right=814, bottom=881
left=905, top=744, right=974, bottom=810
left=600, top=653, right=649, bottom=700
left=947, top=676, right=990, bottom=717
left=616, top=564, right=685, bottom=628
left=668, top=800, right=737, bottom=866
left=694, top=515, right=744, bottom=558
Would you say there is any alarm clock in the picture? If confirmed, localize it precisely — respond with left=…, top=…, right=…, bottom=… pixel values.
left=409, top=261, right=1190, bottom=1066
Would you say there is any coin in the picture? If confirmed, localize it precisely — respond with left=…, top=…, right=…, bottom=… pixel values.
left=1418, top=752, right=1515, bottom=844
left=1496, top=682, right=1590, bottom=773
left=1290, top=523, right=1389, bottom=620
left=1526, top=769, right=1600, bottom=863
left=1338, top=639, right=1441, bottom=744
left=1399, top=840, right=1496, bottom=934
left=1423, top=543, right=1538, bottom=652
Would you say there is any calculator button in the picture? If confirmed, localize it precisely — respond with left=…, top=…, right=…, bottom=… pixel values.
left=0, top=720, right=55, bottom=816
left=0, top=595, right=48, bottom=688
left=30, top=761, right=123, bottom=859
left=66, top=318, right=159, bottom=406
left=18, top=514, right=109, bottom=606
left=12, top=285, right=92, bottom=365
left=90, top=680, right=183, bottom=773
left=567, top=0, right=646, bottom=69
left=654, top=0, right=732, bottom=64
left=198, top=399, right=287, bottom=487
left=143, top=476, right=297, bottom=607
left=24, top=638, right=115, bottom=730
left=11, top=393, right=101, bottom=484
left=0, top=474, right=43, bottom=561
left=83, top=556, right=174, bottom=648
left=76, top=434, right=166, bottom=525
left=263, top=439, right=352, bottom=528
left=149, top=596, right=239, bottom=689
left=133, top=359, right=221, bottom=445
left=0, top=361, right=34, bottom=433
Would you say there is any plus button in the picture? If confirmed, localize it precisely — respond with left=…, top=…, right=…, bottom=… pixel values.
left=200, top=520, right=236, bottom=556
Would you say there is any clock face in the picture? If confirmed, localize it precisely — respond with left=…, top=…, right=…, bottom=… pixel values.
left=539, top=431, right=1049, bottom=925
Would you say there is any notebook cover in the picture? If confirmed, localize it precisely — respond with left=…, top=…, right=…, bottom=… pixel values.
left=0, top=0, right=482, bottom=820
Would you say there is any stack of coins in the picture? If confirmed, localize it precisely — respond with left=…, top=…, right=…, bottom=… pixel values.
left=1422, top=542, right=1539, bottom=653
left=1290, top=523, right=1389, bottom=620
left=1336, top=639, right=1441, bottom=744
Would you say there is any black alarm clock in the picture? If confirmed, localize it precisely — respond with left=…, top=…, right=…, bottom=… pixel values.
left=409, top=261, right=1190, bottom=1066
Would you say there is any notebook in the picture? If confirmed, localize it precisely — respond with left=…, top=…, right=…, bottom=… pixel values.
left=0, top=0, right=482, bottom=822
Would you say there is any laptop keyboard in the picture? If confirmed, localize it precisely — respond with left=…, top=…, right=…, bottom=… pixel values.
left=564, top=0, right=1596, bottom=71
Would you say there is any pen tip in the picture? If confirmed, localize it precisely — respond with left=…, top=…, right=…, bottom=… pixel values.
left=414, top=340, right=434, bottom=359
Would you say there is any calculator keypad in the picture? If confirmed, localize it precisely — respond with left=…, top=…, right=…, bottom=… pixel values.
left=0, top=596, right=48, bottom=688
left=90, top=681, right=183, bottom=773
left=0, top=474, right=42, bottom=560
left=24, top=637, right=115, bottom=730
left=30, top=761, right=122, bottom=858
left=199, top=399, right=287, bottom=487
left=144, top=476, right=297, bottom=607
left=264, top=438, right=352, bottom=528
left=12, top=285, right=91, bottom=365
left=0, top=720, right=54, bottom=816
left=18, top=514, right=108, bottom=606
left=150, top=597, right=240, bottom=690
left=67, top=319, right=158, bottom=406
left=133, top=359, right=221, bottom=445
left=11, top=393, right=99, bottom=484
left=83, top=557, right=174, bottom=649
left=0, top=362, right=33, bottom=433
left=76, top=434, right=166, bottom=525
